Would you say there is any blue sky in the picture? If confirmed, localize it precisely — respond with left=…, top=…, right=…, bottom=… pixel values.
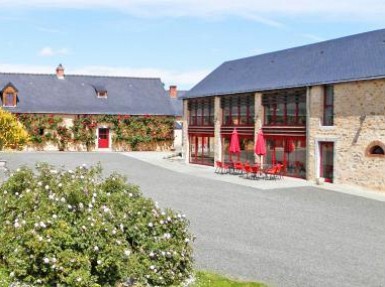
left=0, top=0, right=385, bottom=89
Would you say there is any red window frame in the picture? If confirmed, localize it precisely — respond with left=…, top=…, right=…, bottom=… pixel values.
left=221, top=94, right=254, bottom=126
left=189, top=98, right=214, bottom=126
left=262, top=93, right=306, bottom=126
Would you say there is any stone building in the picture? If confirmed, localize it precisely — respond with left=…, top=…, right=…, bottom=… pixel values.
left=181, top=29, right=385, bottom=191
left=0, top=64, right=180, bottom=151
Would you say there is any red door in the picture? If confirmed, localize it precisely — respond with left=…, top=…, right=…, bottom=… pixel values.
left=98, top=128, right=109, bottom=148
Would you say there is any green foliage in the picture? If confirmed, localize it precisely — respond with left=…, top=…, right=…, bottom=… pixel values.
left=17, top=114, right=63, bottom=149
left=0, top=164, right=193, bottom=286
left=192, top=271, right=267, bottom=287
left=0, top=108, right=29, bottom=150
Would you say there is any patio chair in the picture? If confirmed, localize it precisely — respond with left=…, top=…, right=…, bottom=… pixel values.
left=250, top=165, right=261, bottom=179
left=233, top=162, right=244, bottom=175
left=242, top=163, right=252, bottom=179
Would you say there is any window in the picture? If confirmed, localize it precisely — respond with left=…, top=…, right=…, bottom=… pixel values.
left=366, top=141, right=385, bottom=158
left=188, top=98, right=214, bottom=126
left=323, top=85, right=334, bottom=126
left=262, top=91, right=306, bottom=126
left=97, top=91, right=108, bottom=98
left=221, top=94, right=254, bottom=126
left=3, top=92, right=16, bottom=107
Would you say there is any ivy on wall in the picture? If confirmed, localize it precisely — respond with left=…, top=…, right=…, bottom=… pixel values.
left=17, top=114, right=175, bottom=151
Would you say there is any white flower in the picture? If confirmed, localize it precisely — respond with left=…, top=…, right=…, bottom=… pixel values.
left=16, top=168, right=20, bottom=172
left=120, top=223, right=124, bottom=232
left=68, top=204, right=72, bottom=210
left=43, top=257, right=50, bottom=264
left=163, top=233, right=171, bottom=239
left=79, top=202, right=84, bottom=209
left=82, top=225, right=87, bottom=230
left=80, top=175, right=84, bottom=179
left=185, top=238, right=190, bottom=243
left=50, top=169, right=58, bottom=174
left=94, top=246, right=99, bottom=252
left=26, top=188, right=31, bottom=193
left=3, top=190, right=7, bottom=195
left=149, top=252, right=155, bottom=258
left=60, top=197, right=66, bottom=203
left=39, top=221, right=47, bottom=228
left=148, top=222, right=153, bottom=228
left=45, top=185, right=50, bottom=190
left=150, top=265, right=155, bottom=270
left=9, top=271, right=15, bottom=277
left=68, top=169, right=73, bottom=174
left=76, top=277, right=82, bottom=282
left=97, top=260, right=102, bottom=265
left=51, top=257, right=57, bottom=263
left=112, top=229, right=117, bottom=235
left=58, top=183, right=63, bottom=188
left=52, top=214, right=57, bottom=219
left=14, top=222, right=20, bottom=228
left=160, top=220, right=164, bottom=225
left=128, top=193, right=133, bottom=197
left=37, top=181, right=42, bottom=186
left=124, top=249, right=131, bottom=256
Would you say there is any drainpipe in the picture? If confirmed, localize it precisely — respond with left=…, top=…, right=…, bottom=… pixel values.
left=305, top=86, right=311, bottom=181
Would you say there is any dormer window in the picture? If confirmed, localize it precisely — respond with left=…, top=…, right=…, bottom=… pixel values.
left=2, top=82, right=18, bottom=107
left=94, top=84, right=107, bottom=98
left=97, top=91, right=108, bottom=98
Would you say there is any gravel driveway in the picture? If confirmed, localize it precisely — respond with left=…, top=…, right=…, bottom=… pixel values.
left=1, top=152, right=385, bottom=287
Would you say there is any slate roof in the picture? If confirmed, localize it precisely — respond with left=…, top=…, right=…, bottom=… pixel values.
left=169, top=90, right=186, bottom=116
left=0, top=73, right=175, bottom=115
left=184, top=28, right=385, bottom=99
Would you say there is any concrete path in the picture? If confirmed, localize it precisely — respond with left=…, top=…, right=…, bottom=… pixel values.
left=1, top=151, right=385, bottom=287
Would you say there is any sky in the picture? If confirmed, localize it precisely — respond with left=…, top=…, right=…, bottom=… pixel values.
left=0, top=1, right=385, bottom=90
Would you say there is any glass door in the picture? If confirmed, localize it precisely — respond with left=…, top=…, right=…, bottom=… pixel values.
left=320, top=142, right=334, bottom=183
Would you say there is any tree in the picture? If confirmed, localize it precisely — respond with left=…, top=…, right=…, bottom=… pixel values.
left=0, top=108, right=29, bottom=150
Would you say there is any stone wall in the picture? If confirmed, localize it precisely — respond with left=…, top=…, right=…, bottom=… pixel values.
left=308, top=79, right=385, bottom=191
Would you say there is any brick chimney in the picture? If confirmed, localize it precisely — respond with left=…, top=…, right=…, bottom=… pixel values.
left=169, top=85, right=177, bottom=98
left=56, top=64, right=65, bottom=79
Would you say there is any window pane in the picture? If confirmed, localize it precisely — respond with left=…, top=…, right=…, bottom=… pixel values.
left=286, top=102, right=296, bottom=125
left=265, top=105, right=273, bottom=125
left=275, top=103, right=285, bottom=125
left=325, top=86, right=334, bottom=105
left=4, top=93, right=14, bottom=106
left=298, top=102, right=306, bottom=125
left=324, top=107, right=333, bottom=126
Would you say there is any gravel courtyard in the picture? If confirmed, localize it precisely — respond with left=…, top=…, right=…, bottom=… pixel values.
left=1, top=152, right=385, bottom=287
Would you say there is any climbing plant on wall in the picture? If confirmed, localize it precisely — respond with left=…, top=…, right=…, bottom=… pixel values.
left=17, top=114, right=64, bottom=149
left=16, top=114, right=175, bottom=151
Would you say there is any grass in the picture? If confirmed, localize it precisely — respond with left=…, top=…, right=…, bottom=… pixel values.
left=191, top=271, right=268, bottom=287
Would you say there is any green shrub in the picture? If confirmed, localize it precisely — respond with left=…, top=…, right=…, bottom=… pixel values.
left=0, top=164, right=193, bottom=286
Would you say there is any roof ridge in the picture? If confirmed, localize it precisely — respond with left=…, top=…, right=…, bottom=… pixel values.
left=0, top=71, right=162, bottom=81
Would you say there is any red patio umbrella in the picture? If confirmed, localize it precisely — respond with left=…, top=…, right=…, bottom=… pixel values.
left=255, top=129, right=266, bottom=156
left=229, top=128, right=241, bottom=160
left=255, top=129, right=266, bottom=166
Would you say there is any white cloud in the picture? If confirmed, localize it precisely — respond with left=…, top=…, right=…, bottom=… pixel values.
left=39, top=46, right=69, bottom=57
left=1, top=0, right=385, bottom=22
left=0, top=63, right=208, bottom=89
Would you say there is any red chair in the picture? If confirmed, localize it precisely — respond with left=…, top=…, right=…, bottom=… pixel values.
left=242, top=163, right=252, bottom=179
left=215, top=161, right=229, bottom=174
left=250, top=165, right=261, bottom=179
left=233, top=162, right=244, bottom=175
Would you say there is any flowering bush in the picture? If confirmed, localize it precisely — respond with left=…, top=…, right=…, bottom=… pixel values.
left=0, top=164, right=193, bottom=286
left=0, top=108, right=29, bottom=150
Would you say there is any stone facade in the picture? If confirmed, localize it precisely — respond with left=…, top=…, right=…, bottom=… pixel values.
left=308, top=79, right=385, bottom=191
